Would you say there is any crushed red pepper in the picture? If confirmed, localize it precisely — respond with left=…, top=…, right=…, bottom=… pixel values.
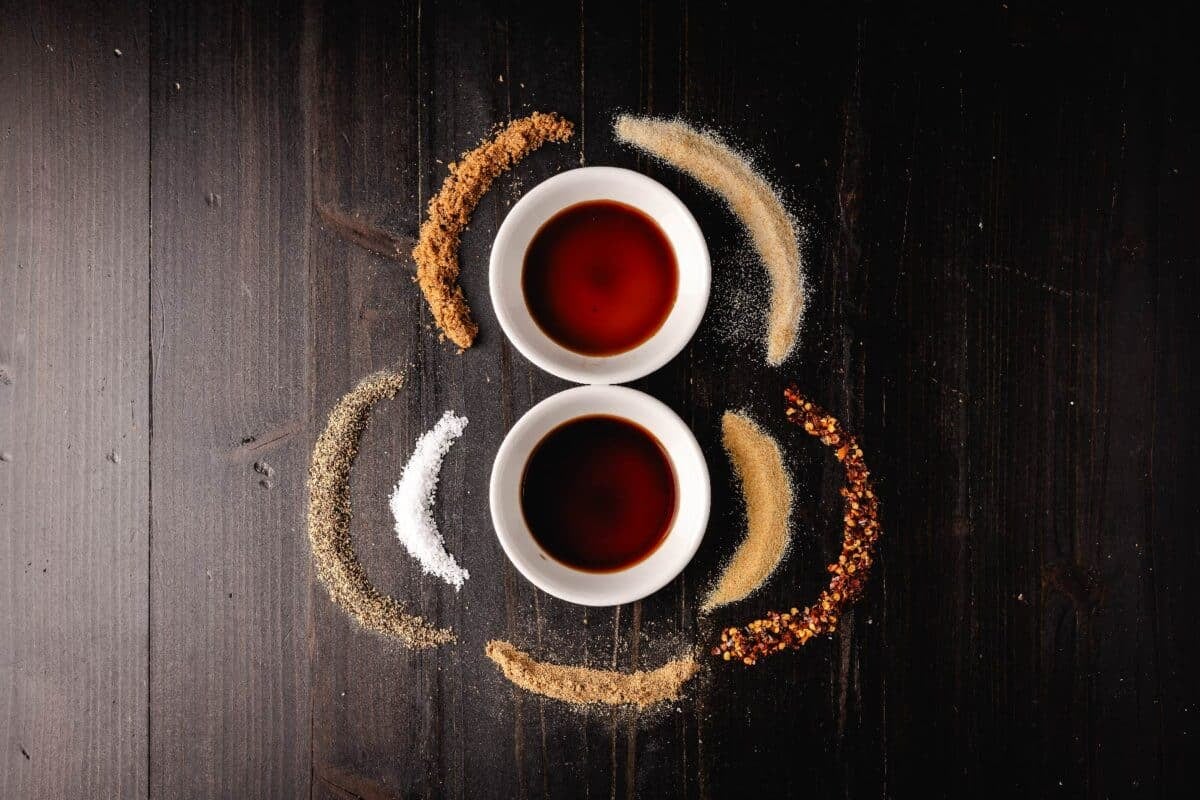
left=713, top=386, right=881, bottom=665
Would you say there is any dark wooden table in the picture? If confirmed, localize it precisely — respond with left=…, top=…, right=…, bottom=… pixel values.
left=3, top=2, right=1198, bottom=797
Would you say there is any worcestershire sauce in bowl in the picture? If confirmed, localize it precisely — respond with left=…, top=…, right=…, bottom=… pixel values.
left=520, top=415, right=677, bottom=573
left=522, top=200, right=678, bottom=356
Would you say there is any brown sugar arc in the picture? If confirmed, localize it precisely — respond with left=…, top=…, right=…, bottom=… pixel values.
left=307, top=369, right=452, bottom=649
left=413, top=112, right=575, bottom=349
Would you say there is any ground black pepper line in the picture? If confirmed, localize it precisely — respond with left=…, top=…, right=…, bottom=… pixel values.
left=307, top=369, right=452, bottom=648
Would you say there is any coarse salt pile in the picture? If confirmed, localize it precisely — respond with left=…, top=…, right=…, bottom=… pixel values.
left=390, top=410, right=470, bottom=590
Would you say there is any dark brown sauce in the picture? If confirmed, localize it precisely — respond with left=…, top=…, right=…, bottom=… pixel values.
left=520, top=415, right=677, bottom=573
left=522, top=200, right=678, bottom=356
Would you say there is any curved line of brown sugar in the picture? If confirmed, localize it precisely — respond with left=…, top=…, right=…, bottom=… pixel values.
left=413, top=112, right=575, bottom=350
left=713, top=387, right=881, bottom=665
left=307, top=369, right=453, bottom=648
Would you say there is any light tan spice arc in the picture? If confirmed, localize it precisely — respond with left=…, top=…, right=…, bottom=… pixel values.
left=307, top=369, right=453, bottom=649
left=613, top=115, right=805, bottom=365
left=413, top=111, right=575, bottom=350
left=485, top=640, right=699, bottom=708
left=715, top=387, right=882, bottom=665
left=702, top=411, right=794, bottom=612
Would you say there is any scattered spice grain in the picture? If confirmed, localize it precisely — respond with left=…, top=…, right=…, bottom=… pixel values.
left=307, top=369, right=452, bottom=649
left=714, top=387, right=881, bottom=665
left=613, top=115, right=806, bottom=365
left=485, top=640, right=698, bottom=708
left=413, top=112, right=575, bottom=349
left=701, top=411, right=793, bottom=612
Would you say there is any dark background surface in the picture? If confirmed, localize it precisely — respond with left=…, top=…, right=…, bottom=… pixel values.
left=2, top=1, right=1198, bottom=797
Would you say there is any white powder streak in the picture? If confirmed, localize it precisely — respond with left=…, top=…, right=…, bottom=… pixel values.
left=390, top=410, right=470, bottom=590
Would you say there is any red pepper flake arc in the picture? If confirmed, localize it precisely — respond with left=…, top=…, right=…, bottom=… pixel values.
left=713, top=387, right=881, bottom=665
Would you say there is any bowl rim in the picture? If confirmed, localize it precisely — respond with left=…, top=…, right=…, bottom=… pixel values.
left=489, top=166, right=711, bottom=385
left=489, top=385, right=710, bottom=607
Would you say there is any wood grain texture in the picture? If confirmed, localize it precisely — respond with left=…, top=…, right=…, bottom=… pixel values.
left=302, top=3, right=1200, bottom=797
left=148, top=1, right=311, bottom=796
left=3, top=1, right=1199, bottom=797
left=0, top=1, right=150, bottom=797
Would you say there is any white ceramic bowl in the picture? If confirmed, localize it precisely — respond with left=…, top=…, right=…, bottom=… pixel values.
left=490, top=385, right=710, bottom=606
left=489, top=166, right=710, bottom=385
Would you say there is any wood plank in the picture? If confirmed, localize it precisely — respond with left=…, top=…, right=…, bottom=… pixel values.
left=303, top=1, right=437, bottom=797
left=303, top=1, right=586, bottom=796
left=1065, top=17, right=1200, bottom=794
left=0, top=1, right=150, bottom=797
left=577, top=4, right=701, bottom=798
left=1148, top=35, right=1200, bottom=792
left=148, top=1, right=311, bottom=796
left=678, top=5, right=877, bottom=797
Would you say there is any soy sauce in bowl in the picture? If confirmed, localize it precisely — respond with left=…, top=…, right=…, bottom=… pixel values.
left=519, top=414, right=677, bottom=573
left=522, top=200, right=678, bottom=357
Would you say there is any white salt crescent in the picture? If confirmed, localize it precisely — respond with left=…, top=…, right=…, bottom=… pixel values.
left=390, top=410, right=470, bottom=590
